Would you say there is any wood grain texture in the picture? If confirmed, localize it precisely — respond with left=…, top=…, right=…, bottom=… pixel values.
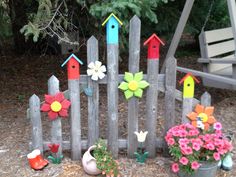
left=29, top=94, right=43, bottom=152
left=87, top=36, right=99, bottom=147
left=204, top=27, right=233, bottom=43
left=182, top=98, right=193, bottom=123
left=68, top=79, right=81, bottom=160
left=26, top=74, right=167, bottom=118
left=198, top=58, right=236, bottom=64
left=107, top=44, right=119, bottom=158
left=163, top=57, right=176, bottom=156
left=48, top=75, right=63, bottom=156
left=232, top=64, right=236, bottom=90
left=227, top=0, right=236, bottom=55
left=200, top=92, right=211, bottom=106
left=146, top=59, right=159, bottom=157
left=29, top=138, right=164, bottom=151
left=127, top=15, right=141, bottom=157
left=161, top=0, right=195, bottom=73
left=177, top=66, right=236, bottom=86
left=27, top=75, right=198, bottom=117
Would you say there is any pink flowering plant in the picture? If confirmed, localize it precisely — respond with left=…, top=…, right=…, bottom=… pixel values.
left=165, top=122, right=232, bottom=174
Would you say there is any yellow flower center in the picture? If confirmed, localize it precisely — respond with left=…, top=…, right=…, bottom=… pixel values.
left=50, top=101, right=62, bottom=112
left=128, top=80, right=138, bottom=91
left=198, top=113, right=208, bottom=123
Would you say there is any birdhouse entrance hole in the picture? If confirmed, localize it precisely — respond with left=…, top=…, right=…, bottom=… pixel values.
left=111, top=25, right=115, bottom=29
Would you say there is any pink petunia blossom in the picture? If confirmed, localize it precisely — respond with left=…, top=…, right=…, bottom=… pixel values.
left=179, top=138, right=189, bottom=145
left=213, top=152, right=221, bottom=161
left=213, top=122, right=222, bottom=130
left=206, top=143, right=215, bottom=150
left=181, top=146, right=193, bottom=155
left=188, top=129, right=199, bottom=136
left=179, top=157, right=189, bottom=165
left=180, top=143, right=187, bottom=150
left=167, top=138, right=175, bottom=146
left=192, top=143, right=201, bottom=151
left=179, top=130, right=188, bottom=137
left=171, top=163, right=179, bottom=173
left=191, top=161, right=201, bottom=170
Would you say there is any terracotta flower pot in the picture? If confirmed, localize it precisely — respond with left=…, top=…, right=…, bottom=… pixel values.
left=82, top=145, right=102, bottom=175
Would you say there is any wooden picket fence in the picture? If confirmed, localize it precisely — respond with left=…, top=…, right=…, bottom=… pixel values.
left=28, top=15, right=211, bottom=160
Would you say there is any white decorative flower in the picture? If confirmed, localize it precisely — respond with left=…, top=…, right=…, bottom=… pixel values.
left=87, top=61, right=106, bottom=81
left=134, top=131, right=148, bottom=143
left=197, top=119, right=204, bottom=130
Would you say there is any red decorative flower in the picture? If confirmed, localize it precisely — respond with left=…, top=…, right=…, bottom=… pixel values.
left=41, top=92, right=71, bottom=120
left=48, top=143, right=60, bottom=153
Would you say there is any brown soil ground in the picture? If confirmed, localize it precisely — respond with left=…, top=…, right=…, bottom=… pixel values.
left=0, top=47, right=236, bottom=177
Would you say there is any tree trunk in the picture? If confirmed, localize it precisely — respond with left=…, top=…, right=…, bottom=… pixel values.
left=8, top=0, right=29, bottom=54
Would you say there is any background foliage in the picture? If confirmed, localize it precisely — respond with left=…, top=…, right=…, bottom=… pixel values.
left=0, top=0, right=232, bottom=53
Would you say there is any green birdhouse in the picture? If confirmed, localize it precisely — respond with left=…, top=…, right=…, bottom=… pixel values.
left=179, top=73, right=200, bottom=98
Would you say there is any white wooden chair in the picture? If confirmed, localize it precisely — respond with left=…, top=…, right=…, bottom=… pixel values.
left=198, top=27, right=236, bottom=89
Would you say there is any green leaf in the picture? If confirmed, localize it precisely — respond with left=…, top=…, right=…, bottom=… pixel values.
left=134, top=72, right=143, bottom=82
left=124, top=90, right=134, bottom=100
left=138, top=81, right=149, bottom=89
left=124, top=72, right=134, bottom=82
left=134, top=88, right=143, bottom=98
left=118, top=82, right=128, bottom=91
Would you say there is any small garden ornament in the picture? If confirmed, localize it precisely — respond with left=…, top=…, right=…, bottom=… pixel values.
left=134, top=131, right=149, bottom=163
left=47, top=143, right=63, bottom=164
left=87, top=61, right=106, bottom=81
left=165, top=122, right=233, bottom=176
left=179, top=73, right=200, bottom=98
left=187, top=104, right=216, bottom=130
left=220, top=133, right=234, bottom=171
left=118, top=72, right=149, bottom=100
left=27, top=149, right=48, bottom=170
left=82, top=139, right=120, bottom=177
left=82, top=145, right=102, bottom=175
left=41, top=92, right=71, bottom=120
left=83, top=87, right=93, bottom=97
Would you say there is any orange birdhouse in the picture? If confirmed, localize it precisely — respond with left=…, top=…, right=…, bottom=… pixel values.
left=61, top=54, right=83, bottom=80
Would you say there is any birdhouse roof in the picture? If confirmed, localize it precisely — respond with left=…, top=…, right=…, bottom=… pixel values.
left=144, top=34, right=165, bottom=46
left=102, top=13, right=123, bottom=26
left=61, top=53, right=84, bottom=67
left=179, top=73, right=200, bottom=84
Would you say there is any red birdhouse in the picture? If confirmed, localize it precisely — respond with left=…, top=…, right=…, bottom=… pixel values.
left=144, top=34, right=165, bottom=59
left=61, top=54, right=83, bottom=80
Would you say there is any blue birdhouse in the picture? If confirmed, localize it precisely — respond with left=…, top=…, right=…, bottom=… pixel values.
left=102, top=13, right=123, bottom=44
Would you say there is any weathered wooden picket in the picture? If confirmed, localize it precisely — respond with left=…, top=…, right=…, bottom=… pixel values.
left=28, top=15, right=211, bottom=160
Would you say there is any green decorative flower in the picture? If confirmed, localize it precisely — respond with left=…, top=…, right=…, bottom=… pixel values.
left=118, top=72, right=149, bottom=100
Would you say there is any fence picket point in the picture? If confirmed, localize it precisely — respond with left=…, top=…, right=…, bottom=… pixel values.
left=163, top=57, right=177, bottom=156
left=127, top=15, right=141, bottom=157
left=200, top=92, right=211, bottom=106
left=29, top=94, right=43, bottom=152
left=48, top=75, right=63, bottom=157
left=87, top=36, right=99, bottom=147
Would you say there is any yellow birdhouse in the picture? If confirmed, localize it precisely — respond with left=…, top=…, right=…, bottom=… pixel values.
left=179, top=73, right=200, bottom=98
